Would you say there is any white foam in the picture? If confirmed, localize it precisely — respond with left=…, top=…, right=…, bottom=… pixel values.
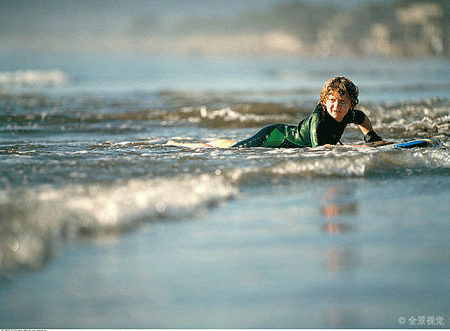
left=226, top=145, right=450, bottom=183
left=0, top=69, right=70, bottom=87
left=200, top=106, right=275, bottom=123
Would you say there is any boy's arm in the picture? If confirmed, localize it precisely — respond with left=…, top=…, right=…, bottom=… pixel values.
left=358, top=115, right=383, bottom=142
left=358, top=115, right=374, bottom=134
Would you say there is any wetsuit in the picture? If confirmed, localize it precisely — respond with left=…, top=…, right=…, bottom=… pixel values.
left=232, top=104, right=368, bottom=148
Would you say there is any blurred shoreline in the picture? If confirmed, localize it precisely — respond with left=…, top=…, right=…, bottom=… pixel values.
left=2, top=0, right=449, bottom=58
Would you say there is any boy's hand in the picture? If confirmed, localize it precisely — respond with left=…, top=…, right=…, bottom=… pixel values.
left=364, top=130, right=383, bottom=143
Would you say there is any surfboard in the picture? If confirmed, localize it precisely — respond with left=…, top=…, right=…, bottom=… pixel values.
left=353, top=138, right=443, bottom=148
left=167, top=138, right=443, bottom=149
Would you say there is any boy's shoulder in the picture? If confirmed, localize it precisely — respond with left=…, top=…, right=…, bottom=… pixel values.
left=298, top=105, right=324, bottom=129
left=346, top=108, right=366, bottom=125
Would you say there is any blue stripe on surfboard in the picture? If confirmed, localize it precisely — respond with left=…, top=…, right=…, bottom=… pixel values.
left=392, top=139, right=441, bottom=148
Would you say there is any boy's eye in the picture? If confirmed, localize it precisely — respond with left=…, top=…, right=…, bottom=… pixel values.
left=329, top=97, right=348, bottom=104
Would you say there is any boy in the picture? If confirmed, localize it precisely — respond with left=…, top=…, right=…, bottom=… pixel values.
left=167, top=76, right=382, bottom=148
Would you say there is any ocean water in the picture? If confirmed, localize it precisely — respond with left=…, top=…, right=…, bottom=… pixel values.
left=1, top=53, right=450, bottom=328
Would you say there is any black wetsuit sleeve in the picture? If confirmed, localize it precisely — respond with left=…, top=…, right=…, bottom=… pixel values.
left=349, top=110, right=383, bottom=142
left=350, top=109, right=366, bottom=125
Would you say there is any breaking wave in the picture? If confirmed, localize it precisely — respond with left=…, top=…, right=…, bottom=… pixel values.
left=0, top=175, right=237, bottom=274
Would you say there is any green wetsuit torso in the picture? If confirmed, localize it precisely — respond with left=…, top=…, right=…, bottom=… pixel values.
left=232, top=104, right=366, bottom=148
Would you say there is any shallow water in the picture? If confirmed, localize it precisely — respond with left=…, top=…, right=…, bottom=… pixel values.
left=1, top=53, right=449, bottom=328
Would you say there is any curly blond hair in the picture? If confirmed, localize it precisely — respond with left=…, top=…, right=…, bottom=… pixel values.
left=320, top=76, right=359, bottom=109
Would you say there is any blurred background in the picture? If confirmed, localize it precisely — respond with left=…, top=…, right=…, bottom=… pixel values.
left=1, top=0, right=449, bottom=58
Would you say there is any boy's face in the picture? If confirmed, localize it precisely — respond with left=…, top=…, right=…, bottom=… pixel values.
left=324, top=92, right=351, bottom=122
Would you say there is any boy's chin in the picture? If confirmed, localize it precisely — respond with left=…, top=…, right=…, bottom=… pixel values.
left=330, top=113, right=344, bottom=122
